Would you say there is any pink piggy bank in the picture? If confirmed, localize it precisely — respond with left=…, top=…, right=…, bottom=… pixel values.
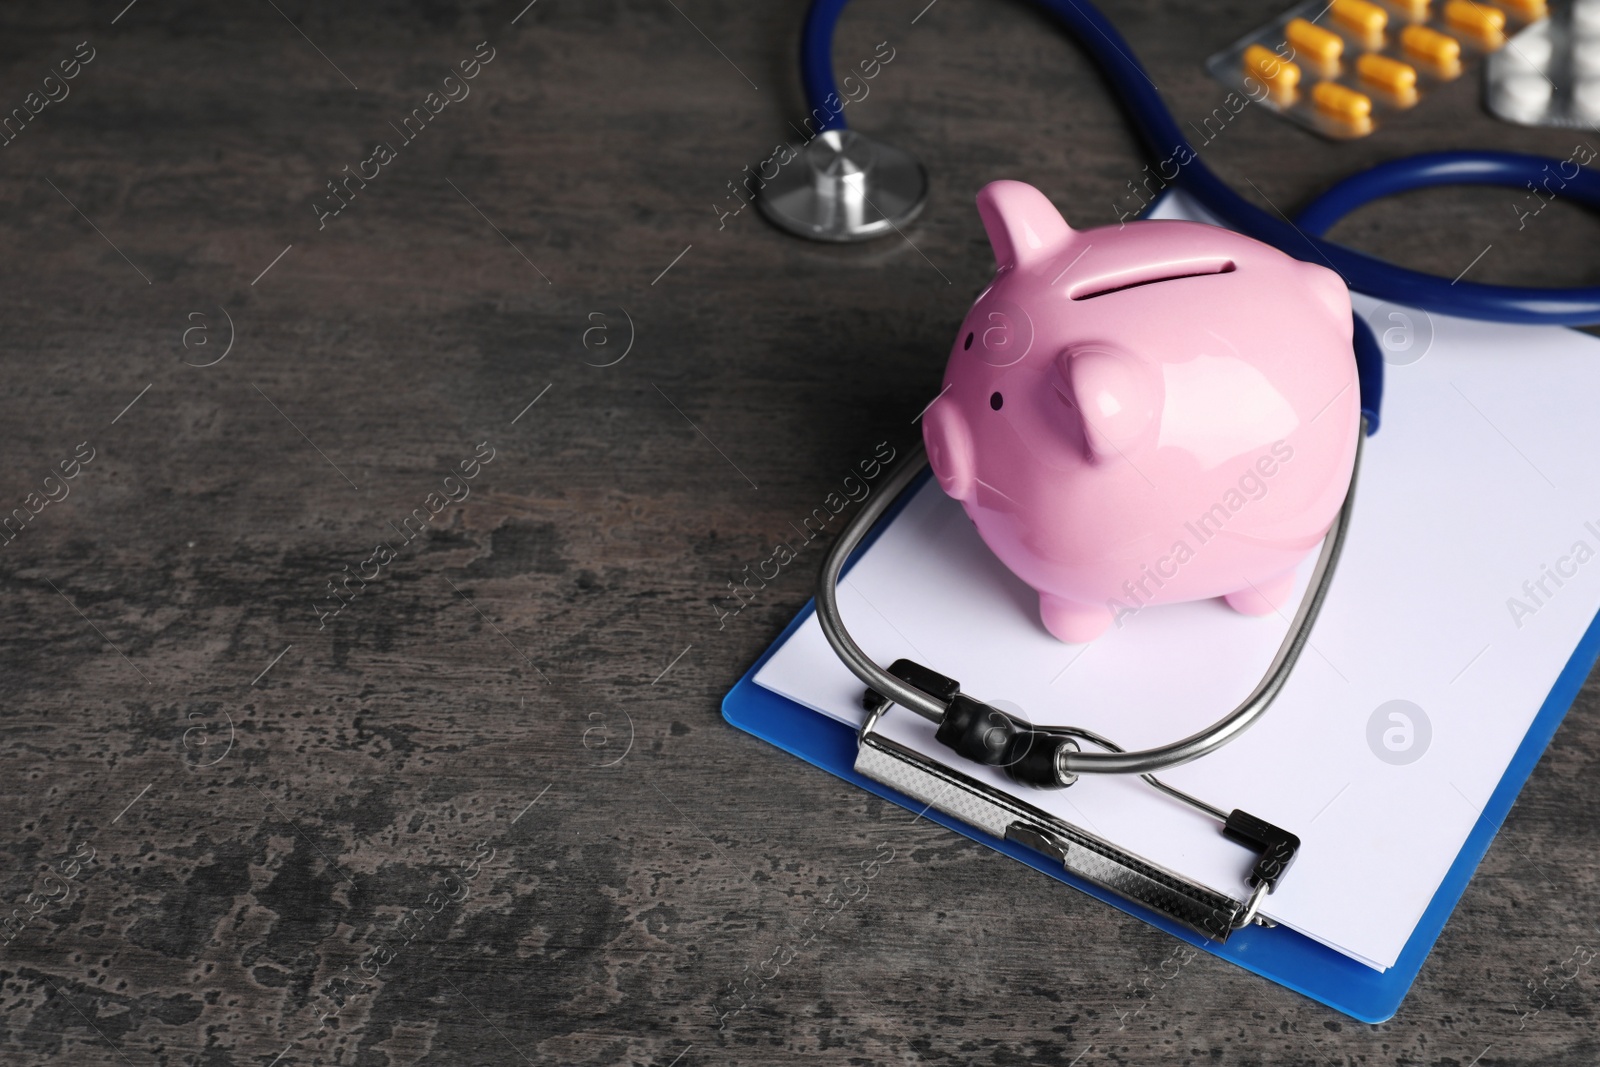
left=922, top=181, right=1360, bottom=643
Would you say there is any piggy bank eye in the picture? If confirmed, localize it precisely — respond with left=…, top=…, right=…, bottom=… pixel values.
left=964, top=332, right=974, bottom=351
left=990, top=392, right=1003, bottom=411
left=973, top=301, right=1033, bottom=367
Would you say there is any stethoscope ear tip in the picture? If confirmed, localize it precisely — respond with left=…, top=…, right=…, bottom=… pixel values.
left=757, top=128, right=930, bottom=243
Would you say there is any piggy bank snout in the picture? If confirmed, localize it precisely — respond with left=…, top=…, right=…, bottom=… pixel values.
left=1057, top=346, right=1159, bottom=462
left=923, top=397, right=976, bottom=501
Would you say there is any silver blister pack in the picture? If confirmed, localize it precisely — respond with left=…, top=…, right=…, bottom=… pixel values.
left=1487, top=3, right=1600, bottom=126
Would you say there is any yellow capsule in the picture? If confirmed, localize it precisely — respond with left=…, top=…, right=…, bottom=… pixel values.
left=1357, top=53, right=1419, bottom=94
left=1401, top=23, right=1463, bottom=67
left=1285, top=18, right=1344, bottom=67
left=1244, top=43, right=1302, bottom=93
left=1389, top=0, right=1432, bottom=16
left=1331, top=0, right=1389, bottom=36
left=1313, top=80, right=1374, bottom=120
left=1496, top=0, right=1547, bottom=19
left=1444, top=0, right=1505, bottom=44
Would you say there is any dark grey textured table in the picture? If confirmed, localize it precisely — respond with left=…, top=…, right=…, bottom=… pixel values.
left=2, top=1, right=1599, bottom=1064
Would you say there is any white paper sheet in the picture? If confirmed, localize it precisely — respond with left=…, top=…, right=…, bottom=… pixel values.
left=754, top=192, right=1600, bottom=971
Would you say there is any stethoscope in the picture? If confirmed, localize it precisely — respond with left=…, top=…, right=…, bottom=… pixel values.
left=771, top=0, right=1600, bottom=325
left=760, top=0, right=1600, bottom=789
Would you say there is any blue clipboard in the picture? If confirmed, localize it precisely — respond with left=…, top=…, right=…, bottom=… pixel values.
left=722, top=469, right=1600, bottom=1023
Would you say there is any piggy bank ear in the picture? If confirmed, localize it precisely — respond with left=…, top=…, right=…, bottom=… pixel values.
left=923, top=396, right=975, bottom=501
left=1057, top=346, right=1161, bottom=463
left=1301, top=261, right=1352, bottom=329
left=977, top=181, right=1075, bottom=271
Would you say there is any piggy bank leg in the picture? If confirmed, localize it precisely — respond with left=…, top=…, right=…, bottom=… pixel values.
left=1039, top=593, right=1112, bottom=643
left=1223, top=572, right=1297, bottom=617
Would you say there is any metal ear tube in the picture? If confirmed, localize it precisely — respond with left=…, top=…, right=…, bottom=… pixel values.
left=819, top=423, right=1364, bottom=777
left=816, top=424, right=1364, bottom=937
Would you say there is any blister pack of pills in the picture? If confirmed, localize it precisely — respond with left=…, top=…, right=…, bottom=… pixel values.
left=1207, top=0, right=1547, bottom=139
left=1487, top=2, right=1600, bottom=126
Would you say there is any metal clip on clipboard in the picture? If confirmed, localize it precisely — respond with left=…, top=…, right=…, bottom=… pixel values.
left=857, top=660, right=1295, bottom=940
left=817, top=432, right=1365, bottom=942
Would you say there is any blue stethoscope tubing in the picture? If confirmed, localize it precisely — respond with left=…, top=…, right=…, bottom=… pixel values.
left=799, top=0, right=1600, bottom=429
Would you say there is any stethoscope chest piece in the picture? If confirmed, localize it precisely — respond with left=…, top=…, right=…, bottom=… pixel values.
left=757, top=129, right=929, bottom=242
